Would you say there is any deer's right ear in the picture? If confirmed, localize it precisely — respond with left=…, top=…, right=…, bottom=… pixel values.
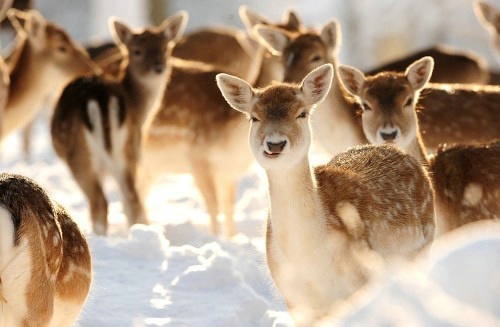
left=216, top=73, right=255, bottom=113
left=160, top=11, right=188, bottom=42
left=474, top=1, right=498, bottom=27
left=239, top=5, right=271, bottom=34
left=253, top=25, right=290, bottom=56
left=284, top=9, right=303, bottom=31
left=405, top=56, right=434, bottom=91
left=109, top=17, right=133, bottom=45
left=7, top=8, right=29, bottom=34
left=301, top=63, right=334, bottom=106
left=337, top=65, right=366, bottom=98
left=321, top=20, right=342, bottom=56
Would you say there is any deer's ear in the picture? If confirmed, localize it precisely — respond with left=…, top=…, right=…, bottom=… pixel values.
left=160, top=11, right=188, bottom=42
left=405, top=56, right=434, bottom=91
left=7, top=8, right=28, bottom=34
left=253, top=25, right=291, bottom=56
left=337, top=65, right=366, bottom=98
left=320, top=20, right=341, bottom=56
left=474, top=1, right=498, bottom=27
left=216, top=73, right=256, bottom=113
left=301, top=63, right=334, bottom=106
left=239, top=5, right=272, bottom=34
left=109, top=17, right=133, bottom=45
left=284, top=9, right=303, bottom=31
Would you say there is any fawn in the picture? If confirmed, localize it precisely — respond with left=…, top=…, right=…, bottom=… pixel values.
left=338, top=56, right=500, bottom=236
left=217, top=64, right=435, bottom=324
left=0, top=173, right=91, bottom=326
left=139, top=8, right=303, bottom=238
left=475, top=0, right=500, bottom=62
left=1, top=9, right=97, bottom=142
left=51, top=12, right=188, bottom=235
left=254, top=19, right=500, bottom=154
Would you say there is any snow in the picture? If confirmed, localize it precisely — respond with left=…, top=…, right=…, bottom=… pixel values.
left=1, top=116, right=499, bottom=327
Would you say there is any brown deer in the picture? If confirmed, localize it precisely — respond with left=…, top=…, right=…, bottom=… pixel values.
left=1, top=9, right=97, bottom=141
left=51, top=12, right=188, bottom=235
left=0, top=173, right=91, bottom=326
left=139, top=8, right=304, bottom=238
left=217, top=64, right=435, bottom=324
left=337, top=57, right=500, bottom=236
left=254, top=19, right=500, bottom=154
left=475, top=0, right=500, bottom=62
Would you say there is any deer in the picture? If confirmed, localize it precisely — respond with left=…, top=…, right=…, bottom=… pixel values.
left=475, top=0, right=500, bottom=63
left=337, top=56, right=500, bottom=236
left=138, top=8, right=304, bottom=238
left=0, top=172, right=91, bottom=326
left=216, top=63, right=435, bottom=324
left=51, top=12, right=188, bottom=236
left=1, top=9, right=98, bottom=155
left=254, top=19, right=500, bottom=154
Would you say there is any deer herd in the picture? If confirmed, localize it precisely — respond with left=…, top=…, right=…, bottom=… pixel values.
left=0, top=1, right=498, bottom=326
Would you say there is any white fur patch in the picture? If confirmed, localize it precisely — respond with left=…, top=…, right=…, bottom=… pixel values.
left=462, top=183, right=484, bottom=207
left=336, top=201, right=363, bottom=239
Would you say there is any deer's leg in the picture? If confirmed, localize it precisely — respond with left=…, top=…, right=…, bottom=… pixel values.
left=69, top=163, right=108, bottom=235
left=116, top=163, right=148, bottom=227
left=191, top=160, right=219, bottom=235
left=215, top=173, right=239, bottom=238
left=21, top=119, right=34, bottom=161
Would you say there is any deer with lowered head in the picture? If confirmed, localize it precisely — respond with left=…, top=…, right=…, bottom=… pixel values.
left=0, top=173, right=91, bottom=326
left=338, top=56, right=500, bottom=236
left=216, top=64, right=435, bottom=324
left=139, top=8, right=303, bottom=238
left=1, top=9, right=97, bottom=144
left=51, top=12, right=188, bottom=236
left=254, top=19, right=500, bottom=154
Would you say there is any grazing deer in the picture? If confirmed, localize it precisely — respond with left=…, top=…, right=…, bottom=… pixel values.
left=254, top=19, right=500, bottom=154
left=1, top=9, right=97, bottom=142
left=366, top=45, right=490, bottom=84
left=475, top=0, right=500, bottom=62
left=51, top=12, right=188, bottom=235
left=0, top=173, right=91, bottom=326
left=217, top=64, right=435, bottom=324
left=139, top=8, right=304, bottom=238
left=338, top=57, right=500, bottom=236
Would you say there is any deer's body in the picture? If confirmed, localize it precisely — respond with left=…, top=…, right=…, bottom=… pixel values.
left=0, top=173, right=91, bottom=327
left=1, top=9, right=96, bottom=141
left=51, top=13, right=188, bottom=235
left=338, top=57, right=500, bottom=236
left=217, top=64, right=435, bottom=323
left=140, top=7, right=304, bottom=237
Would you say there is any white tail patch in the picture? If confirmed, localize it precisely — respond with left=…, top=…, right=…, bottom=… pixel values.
left=462, top=182, right=484, bottom=207
left=336, top=201, right=365, bottom=240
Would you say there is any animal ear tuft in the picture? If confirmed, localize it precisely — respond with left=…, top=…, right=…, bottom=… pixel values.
left=405, top=56, right=434, bottom=91
left=216, top=73, right=255, bottom=113
left=301, top=64, right=334, bottom=106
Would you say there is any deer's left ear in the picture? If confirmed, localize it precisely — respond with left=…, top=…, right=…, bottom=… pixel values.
left=405, top=56, right=434, bottom=91
left=160, top=11, right=188, bottom=42
left=216, top=73, right=256, bottom=113
left=474, top=1, right=498, bottom=28
left=301, top=63, right=334, bottom=106
left=337, top=65, right=366, bottom=98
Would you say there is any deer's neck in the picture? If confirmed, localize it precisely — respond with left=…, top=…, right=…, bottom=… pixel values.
left=407, top=130, right=429, bottom=167
left=266, top=157, right=328, bottom=256
left=312, top=72, right=367, bottom=156
left=254, top=52, right=282, bottom=88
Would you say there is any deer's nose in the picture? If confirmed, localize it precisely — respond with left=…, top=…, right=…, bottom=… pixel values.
left=153, top=64, right=165, bottom=74
left=266, top=141, right=287, bottom=153
left=380, top=130, right=397, bottom=141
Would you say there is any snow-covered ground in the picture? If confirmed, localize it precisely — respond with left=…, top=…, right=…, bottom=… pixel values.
left=1, top=117, right=499, bottom=327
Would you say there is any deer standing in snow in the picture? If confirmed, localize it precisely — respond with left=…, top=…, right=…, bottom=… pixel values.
left=0, top=173, right=91, bottom=326
left=217, top=64, right=435, bottom=324
left=1, top=9, right=97, bottom=145
left=337, top=56, right=500, bottom=236
left=139, top=8, right=303, bottom=238
left=254, top=19, right=500, bottom=154
left=475, top=0, right=500, bottom=63
left=51, top=13, right=188, bottom=235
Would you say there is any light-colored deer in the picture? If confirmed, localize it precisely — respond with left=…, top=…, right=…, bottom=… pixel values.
left=337, top=57, right=500, bottom=236
left=0, top=172, right=91, bottom=326
left=254, top=19, right=500, bottom=154
left=139, top=8, right=304, bottom=238
left=1, top=9, right=97, bottom=143
left=216, top=64, right=435, bottom=324
left=51, top=12, right=188, bottom=236
left=475, top=0, right=500, bottom=62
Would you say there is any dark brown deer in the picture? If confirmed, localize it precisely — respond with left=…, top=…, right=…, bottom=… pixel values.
left=51, top=12, right=188, bottom=235
left=0, top=173, right=91, bottom=326
left=338, top=56, right=500, bottom=236
left=217, top=63, right=435, bottom=325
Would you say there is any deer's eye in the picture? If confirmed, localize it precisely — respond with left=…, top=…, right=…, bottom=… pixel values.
left=310, top=54, right=322, bottom=62
left=132, top=49, right=142, bottom=56
left=58, top=45, right=67, bottom=53
left=362, top=102, right=372, bottom=111
left=404, top=97, right=413, bottom=107
left=250, top=116, right=260, bottom=122
left=296, top=112, right=308, bottom=119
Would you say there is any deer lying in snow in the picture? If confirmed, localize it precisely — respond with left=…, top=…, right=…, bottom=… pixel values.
left=338, top=56, right=500, bottom=236
left=139, top=8, right=303, bottom=238
left=255, top=20, right=500, bottom=154
left=2, top=9, right=97, bottom=154
left=0, top=173, right=91, bottom=326
left=217, top=64, right=435, bottom=324
left=51, top=12, right=188, bottom=235
left=475, top=0, right=500, bottom=63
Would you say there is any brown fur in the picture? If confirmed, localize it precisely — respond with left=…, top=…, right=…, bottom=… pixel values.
left=0, top=173, right=91, bottom=326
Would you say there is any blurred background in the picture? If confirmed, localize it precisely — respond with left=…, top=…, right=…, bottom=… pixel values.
left=2, top=0, right=500, bottom=72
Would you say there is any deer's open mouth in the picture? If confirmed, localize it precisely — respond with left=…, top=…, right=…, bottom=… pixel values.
left=264, top=150, right=281, bottom=158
